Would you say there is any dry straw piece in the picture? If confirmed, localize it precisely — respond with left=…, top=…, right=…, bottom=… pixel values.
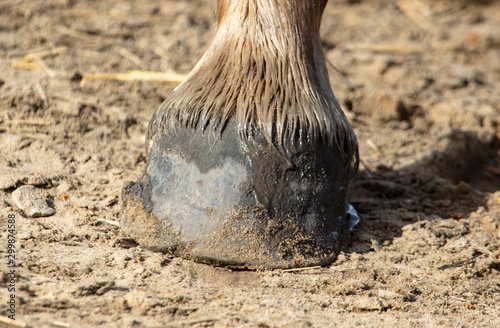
left=5, top=120, right=51, bottom=126
left=0, top=314, right=27, bottom=328
left=79, top=71, right=187, bottom=86
left=11, top=46, right=67, bottom=71
left=282, top=266, right=322, bottom=272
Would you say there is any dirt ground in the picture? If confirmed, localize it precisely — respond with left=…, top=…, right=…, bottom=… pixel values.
left=1, top=0, right=500, bottom=327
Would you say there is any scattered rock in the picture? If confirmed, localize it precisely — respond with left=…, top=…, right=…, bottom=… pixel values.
left=0, top=176, right=18, bottom=190
left=98, top=178, right=110, bottom=185
left=370, top=239, right=381, bottom=252
left=378, top=289, right=405, bottom=302
left=101, top=194, right=119, bottom=207
left=25, top=174, right=50, bottom=187
left=76, top=280, right=115, bottom=296
left=57, top=181, right=74, bottom=195
left=12, top=185, right=56, bottom=217
left=125, top=291, right=159, bottom=314
left=113, top=237, right=138, bottom=249
left=353, top=297, right=391, bottom=311
left=110, top=168, right=124, bottom=175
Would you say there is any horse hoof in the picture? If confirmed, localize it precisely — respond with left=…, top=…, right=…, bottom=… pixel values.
left=120, top=0, right=359, bottom=269
left=121, top=120, right=357, bottom=269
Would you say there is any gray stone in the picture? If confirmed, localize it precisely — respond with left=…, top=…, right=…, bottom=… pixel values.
left=12, top=185, right=55, bottom=218
left=0, top=176, right=18, bottom=190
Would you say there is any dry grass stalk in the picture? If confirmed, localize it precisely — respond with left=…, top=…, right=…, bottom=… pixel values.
left=0, top=315, right=27, bottom=328
left=397, top=0, right=433, bottom=31
left=108, top=8, right=129, bottom=19
left=115, top=47, right=146, bottom=69
left=80, top=71, right=187, bottom=86
left=154, top=47, right=169, bottom=58
left=22, top=46, right=67, bottom=62
left=36, top=59, right=57, bottom=78
left=366, top=139, right=384, bottom=156
left=282, top=266, right=322, bottom=272
left=450, top=296, right=467, bottom=302
left=6, top=120, right=52, bottom=126
left=12, top=46, right=66, bottom=72
left=97, top=218, right=120, bottom=227
left=57, top=25, right=94, bottom=40
left=343, top=43, right=419, bottom=54
left=11, top=61, right=41, bottom=70
left=35, top=83, right=49, bottom=109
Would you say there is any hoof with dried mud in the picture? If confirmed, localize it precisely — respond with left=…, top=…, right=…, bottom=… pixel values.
left=121, top=0, right=359, bottom=269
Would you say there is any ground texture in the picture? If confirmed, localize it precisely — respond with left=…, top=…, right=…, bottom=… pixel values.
left=1, top=0, right=500, bottom=327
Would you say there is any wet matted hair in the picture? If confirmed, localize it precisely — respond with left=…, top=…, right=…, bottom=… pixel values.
left=148, top=0, right=358, bottom=176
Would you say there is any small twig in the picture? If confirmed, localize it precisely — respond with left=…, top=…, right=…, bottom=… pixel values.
left=11, top=61, right=41, bottom=70
left=397, top=0, right=433, bottom=31
left=0, top=315, right=27, bottom=327
left=5, top=120, right=51, bottom=126
left=35, top=82, right=49, bottom=109
left=12, top=47, right=66, bottom=74
left=282, top=266, right=322, bottom=272
left=4, top=131, right=44, bottom=140
left=22, top=46, right=67, bottom=62
left=450, top=296, right=467, bottom=302
left=154, top=47, right=169, bottom=58
left=366, top=139, right=384, bottom=157
left=343, top=43, right=419, bottom=54
left=1, top=46, right=46, bottom=58
left=115, top=47, right=146, bottom=69
left=165, top=318, right=217, bottom=327
left=80, top=70, right=187, bottom=86
left=97, top=218, right=120, bottom=227
left=108, top=8, right=129, bottom=19
left=36, top=59, right=57, bottom=78
left=437, top=254, right=482, bottom=270
left=57, top=25, right=95, bottom=40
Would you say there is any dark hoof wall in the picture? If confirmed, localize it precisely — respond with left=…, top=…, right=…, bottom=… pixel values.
left=121, top=123, right=355, bottom=269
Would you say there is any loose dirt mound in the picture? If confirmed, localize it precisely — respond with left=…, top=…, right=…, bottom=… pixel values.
left=1, top=0, right=499, bottom=327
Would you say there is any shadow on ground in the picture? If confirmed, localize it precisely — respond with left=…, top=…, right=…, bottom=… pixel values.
left=348, top=129, right=499, bottom=253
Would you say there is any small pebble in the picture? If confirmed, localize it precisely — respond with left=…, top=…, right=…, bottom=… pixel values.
left=12, top=185, right=56, bottom=217
left=101, top=195, right=119, bottom=207
left=110, top=168, right=124, bottom=175
left=0, top=176, right=18, bottom=190
left=57, top=181, right=74, bottom=194
left=26, top=174, right=49, bottom=186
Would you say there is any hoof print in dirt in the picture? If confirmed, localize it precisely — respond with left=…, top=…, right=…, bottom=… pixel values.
left=120, top=0, right=359, bottom=269
left=12, top=185, right=55, bottom=218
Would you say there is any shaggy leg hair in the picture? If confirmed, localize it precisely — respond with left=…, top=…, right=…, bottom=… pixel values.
left=147, top=0, right=358, bottom=177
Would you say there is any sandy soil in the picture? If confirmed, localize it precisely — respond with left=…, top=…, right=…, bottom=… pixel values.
left=1, top=0, right=500, bottom=327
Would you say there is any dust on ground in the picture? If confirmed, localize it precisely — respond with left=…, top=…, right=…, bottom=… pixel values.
left=1, top=0, right=499, bottom=327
